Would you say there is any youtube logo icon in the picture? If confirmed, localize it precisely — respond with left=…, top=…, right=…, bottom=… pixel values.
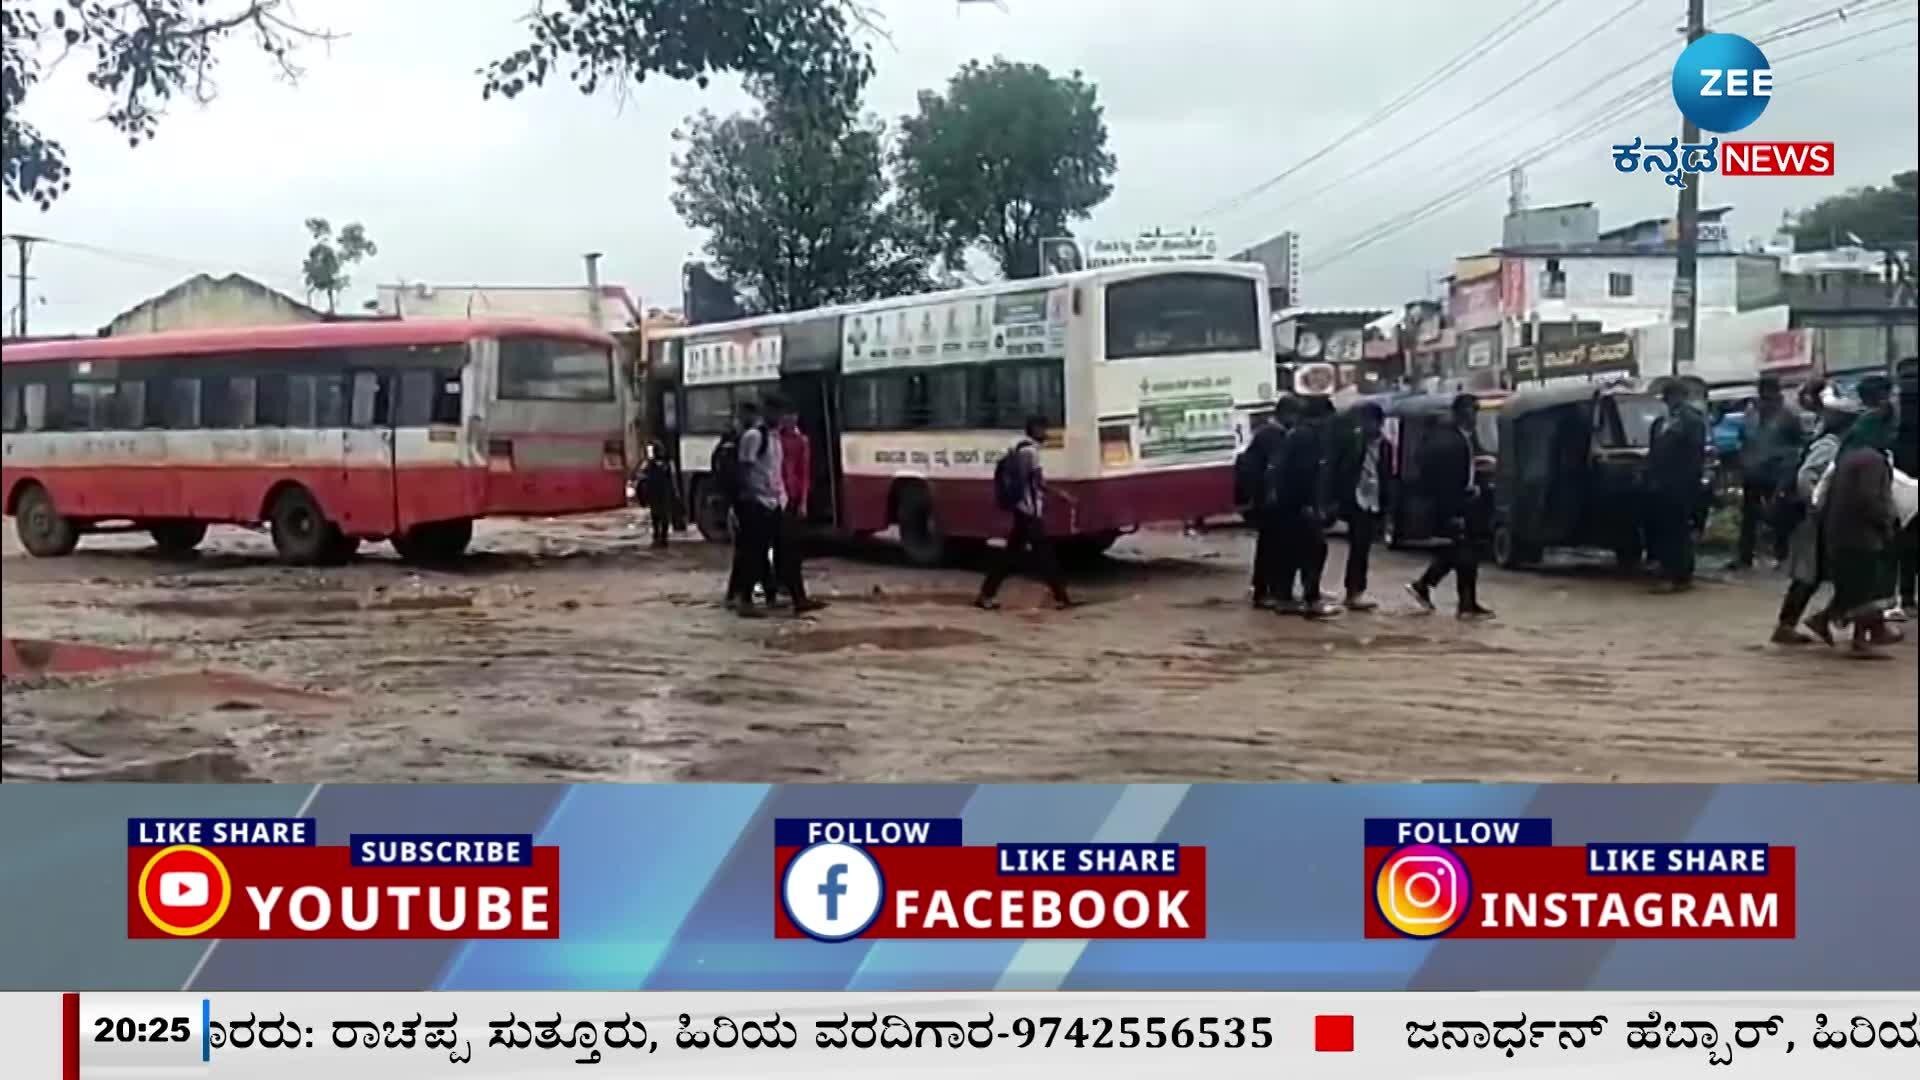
left=136, top=845, right=232, bottom=937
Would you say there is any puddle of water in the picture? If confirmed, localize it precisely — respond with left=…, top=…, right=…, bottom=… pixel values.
left=131, top=594, right=474, bottom=617
left=766, top=625, right=992, bottom=655
left=1, top=638, right=163, bottom=680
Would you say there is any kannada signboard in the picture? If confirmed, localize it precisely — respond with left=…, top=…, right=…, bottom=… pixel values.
left=1135, top=373, right=1237, bottom=462
left=683, top=329, right=783, bottom=386
left=1509, top=331, right=1636, bottom=384
left=841, top=288, right=1068, bottom=374
left=1084, top=231, right=1220, bottom=268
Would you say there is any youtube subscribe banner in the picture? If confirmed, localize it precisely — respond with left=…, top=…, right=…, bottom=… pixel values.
left=9, top=991, right=1913, bottom=1078
left=2, top=784, right=1917, bottom=992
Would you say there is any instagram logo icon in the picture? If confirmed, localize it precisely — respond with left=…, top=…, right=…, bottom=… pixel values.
left=1373, top=844, right=1471, bottom=938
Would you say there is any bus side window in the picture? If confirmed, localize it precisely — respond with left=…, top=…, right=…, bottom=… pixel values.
left=350, top=371, right=390, bottom=427
left=255, top=373, right=290, bottom=427
left=396, top=370, right=434, bottom=427
left=24, top=383, right=49, bottom=431
left=316, top=374, right=348, bottom=428
left=432, top=373, right=462, bottom=425
left=114, top=379, right=147, bottom=429
left=1, top=382, right=19, bottom=432
left=167, top=378, right=201, bottom=429
left=141, top=377, right=169, bottom=428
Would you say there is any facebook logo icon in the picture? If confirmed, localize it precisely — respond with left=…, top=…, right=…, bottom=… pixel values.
left=819, top=863, right=849, bottom=921
left=781, top=842, right=884, bottom=942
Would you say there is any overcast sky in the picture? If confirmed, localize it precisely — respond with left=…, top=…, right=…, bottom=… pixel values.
left=7, top=0, right=1916, bottom=333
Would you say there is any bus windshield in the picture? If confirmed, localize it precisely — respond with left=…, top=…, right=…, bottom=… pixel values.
left=499, top=337, right=615, bottom=401
left=1104, top=273, right=1261, bottom=361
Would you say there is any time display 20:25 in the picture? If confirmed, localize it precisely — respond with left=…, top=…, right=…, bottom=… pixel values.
left=95, top=1016, right=194, bottom=1044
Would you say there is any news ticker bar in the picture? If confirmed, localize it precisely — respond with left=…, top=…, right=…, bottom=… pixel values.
left=2, top=992, right=1911, bottom=1079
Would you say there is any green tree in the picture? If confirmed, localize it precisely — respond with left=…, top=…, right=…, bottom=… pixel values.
left=896, top=58, right=1116, bottom=280
left=670, top=79, right=933, bottom=314
left=6, top=0, right=873, bottom=209
left=300, top=219, right=377, bottom=314
left=480, top=0, right=874, bottom=116
left=3, top=1, right=331, bottom=208
left=1789, top=170, right=1919, bottom=251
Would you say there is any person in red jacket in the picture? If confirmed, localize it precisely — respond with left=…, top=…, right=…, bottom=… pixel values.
left=769, top=397, right=825, bottom=614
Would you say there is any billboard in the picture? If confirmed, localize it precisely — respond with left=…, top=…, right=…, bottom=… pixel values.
left=1232, top=231, right=1299, bottom=308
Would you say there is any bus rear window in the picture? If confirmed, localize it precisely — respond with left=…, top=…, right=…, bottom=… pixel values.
left=1105, top=273, right=1261, bottom=361
left=499, top=338, right=614, bottom=402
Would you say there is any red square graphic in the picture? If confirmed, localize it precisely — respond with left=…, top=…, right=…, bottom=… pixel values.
left=1314, top=1013, right=1355, bottom=1053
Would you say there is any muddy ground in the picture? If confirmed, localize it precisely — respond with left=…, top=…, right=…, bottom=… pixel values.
left=2, top=510, right=1914, bottom=783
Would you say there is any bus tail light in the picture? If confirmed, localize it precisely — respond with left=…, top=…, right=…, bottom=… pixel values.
left=602, top=438, right=625, bottom=472
left=487, top=438, right=514, bottom=472
left=1099, top=424, right=1132, bottom=467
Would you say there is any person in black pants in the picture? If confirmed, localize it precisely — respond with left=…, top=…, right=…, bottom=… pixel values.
left=1407, top=393, right=1494, bottom=620
left=1734, top=374, right=1804, bottom=569
left=1647, top=381, right=1709, bottom=593
left=1240, top=401, right=1294, bottom=609
left=1328, top=401, right=1394, bottom=611
left=977, top=415, right=1073, bottom=611
left=637, top=440, right=679, bottom=549
left=725, top=402, right=782, bottom=617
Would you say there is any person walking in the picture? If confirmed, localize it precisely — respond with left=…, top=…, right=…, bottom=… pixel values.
left=1407, top=393, right=1494, bottom=620
left=1818, top=375, right=1902, bottom=656
left=770, top=397, right=825, bottom=615
left=1769, top=395, right=1859, bottom=645
left=1646, top=381, right=1708, bottom=594
left=977, top=414, right=1073, bottom=611
left=1329, top=401, right=1395, bottom=611
left=1734, top=374, right=1804, bottom=569
left=638, top=440, right=679, bottom=549
left=724, top=401, right=782, bottom=618
left=1285, top=397, right=1338, bottom=618
left=1240, top=400, right=1293, bottom=609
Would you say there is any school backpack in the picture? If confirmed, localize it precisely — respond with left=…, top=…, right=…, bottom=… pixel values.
left=709, top=433, right=740, bottom=502
left=993, top=440, right=1033, bottom=512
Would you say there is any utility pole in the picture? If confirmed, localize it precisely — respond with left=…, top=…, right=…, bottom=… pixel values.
left=1668, top=0, right=1706, bottom=379
left=4, top=233, right=38, bottom=338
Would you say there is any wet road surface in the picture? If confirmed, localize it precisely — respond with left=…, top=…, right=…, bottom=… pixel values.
left=3, top=510, right=1914, bottom=783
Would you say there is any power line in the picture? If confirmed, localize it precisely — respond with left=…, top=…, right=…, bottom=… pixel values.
left=1216, top=0, right=1661, bottom=236
left=1239, top=0, right=1898, bottom=248
left=29, top=235, right=307, bottom=292
left=1303, top=16, right=1918, bottom=273
left=1197, top=0, right=1575, bottom=220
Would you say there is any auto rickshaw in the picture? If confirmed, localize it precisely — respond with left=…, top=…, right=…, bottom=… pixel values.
left=1383, top=391, right=1504, bottom=548
left=1489, top=382, right=1666, bottom=568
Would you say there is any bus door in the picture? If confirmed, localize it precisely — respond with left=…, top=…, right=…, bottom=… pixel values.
left=391, top=367, right=468, bottom=530
left=343, top=368, right=399, bottom=536
left=781, top=371, right=840, bottom=526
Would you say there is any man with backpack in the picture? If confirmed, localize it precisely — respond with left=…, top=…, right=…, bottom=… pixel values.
left=724, top=400, right=783, bottom=617
left=976, top=414, right=1074, bottom=611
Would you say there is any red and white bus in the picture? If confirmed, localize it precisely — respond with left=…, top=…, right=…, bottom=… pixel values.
left=644, top=261, right=1276, bottom=563
left=1, top=318, right=628, bottom=564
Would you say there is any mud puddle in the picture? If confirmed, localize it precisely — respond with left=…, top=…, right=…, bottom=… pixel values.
left=1, top=638, right=163, bottom=680
left=766, top=624, right=993, bottom=654
left=130, top=594, right=475, bottom=618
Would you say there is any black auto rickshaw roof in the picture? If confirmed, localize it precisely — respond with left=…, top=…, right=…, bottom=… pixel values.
left=1500, top=380, right=1648, bottom=418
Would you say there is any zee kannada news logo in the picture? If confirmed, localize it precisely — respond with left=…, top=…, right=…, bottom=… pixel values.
left=1613, top=32, right=1832, bottom=188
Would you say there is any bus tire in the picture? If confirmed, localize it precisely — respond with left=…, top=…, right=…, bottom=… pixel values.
left=1059, top=531, right=1120, bottom=565
left=1492, top=524, right=1539, bottom=569
left=267, top=486, right=338, bottom=566
left=148, top=520, right=208, bottom=556
left=893, top=484, right=946, bottom=567
left=691, top=479, right=732, bottom=543
left=13, top=483, right=80, bottom=558
left=393, top=519, right=473, bottom=564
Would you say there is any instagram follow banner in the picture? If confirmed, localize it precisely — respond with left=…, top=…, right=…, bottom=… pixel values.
left=0, top=784, right=1916, bottom=992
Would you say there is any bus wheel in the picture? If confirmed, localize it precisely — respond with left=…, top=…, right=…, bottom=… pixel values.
left=1492, top=524, right=1539, bottom=569
left=1059, top=531, right=1120, bottom=565
left=894, top=484, right=946, bottom=567
left=148, top=520, right=208, bottom=556
left=692, top=480, right=732, bottom=543
left=393, top=519, right=472, bottom=564
left=268, top=487, right=337, bottom=566
left=14, top=484, right=79, bottom=557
